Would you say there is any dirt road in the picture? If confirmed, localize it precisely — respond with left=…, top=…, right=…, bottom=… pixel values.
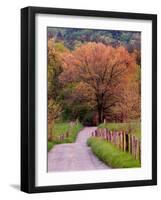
left=48, top=127, right=110, bottom=172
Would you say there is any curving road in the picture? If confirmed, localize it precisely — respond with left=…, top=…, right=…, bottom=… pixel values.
left=48, top=127, right=110, bottom=172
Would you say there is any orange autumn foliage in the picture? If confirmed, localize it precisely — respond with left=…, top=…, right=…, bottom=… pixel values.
left=60, top=42, right=139, bottom=123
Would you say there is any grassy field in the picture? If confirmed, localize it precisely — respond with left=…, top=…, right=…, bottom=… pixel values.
left=87, top=137, right=141, bottom=168
left=98, top=121, right=141, bottom=139
left=48, top=122, right=83, bottom=151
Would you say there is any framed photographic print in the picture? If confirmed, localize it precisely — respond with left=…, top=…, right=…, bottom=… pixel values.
left=21, top=6, right=157, bottom=193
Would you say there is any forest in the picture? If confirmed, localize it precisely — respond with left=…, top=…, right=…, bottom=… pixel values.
left=47, top=27, right=141, bottom=168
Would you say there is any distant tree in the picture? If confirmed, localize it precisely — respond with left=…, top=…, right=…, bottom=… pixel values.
left=47, top=39, right=67, bottom=138
left=48, top=39, right=67, bottom=100
left=56, top=31, right=63, bottom=41
left=113, top=70, right=141, bottom=121
left=48, top=99, right=62, bottom=140
left=132, top=49, right=141, bottom=65
left=47, top=31, right=53, bottom=39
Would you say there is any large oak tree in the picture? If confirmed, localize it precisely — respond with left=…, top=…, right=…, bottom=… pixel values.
left=60, top=42, right=137, bottom=123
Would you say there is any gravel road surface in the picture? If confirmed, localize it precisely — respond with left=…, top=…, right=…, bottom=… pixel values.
left=48, top=127, right=110, bottom=172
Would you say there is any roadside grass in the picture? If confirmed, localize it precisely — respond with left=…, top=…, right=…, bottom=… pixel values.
left=87, top=137, right=141, bottom=168
left=52, top=122, right=70, bottom=137
left=48, top=141, right=55, bottom=151
left=63, top=123, right=83, bottom=143
left=98, top=121, right=141, bottom=139
left=48, top=122, right=83, bottom=151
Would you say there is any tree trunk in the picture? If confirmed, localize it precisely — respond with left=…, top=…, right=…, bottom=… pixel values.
left=98, top=104, right=103, bottom=124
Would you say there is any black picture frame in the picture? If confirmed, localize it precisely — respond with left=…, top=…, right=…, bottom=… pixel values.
left=21, top=6, right=157, bottom=193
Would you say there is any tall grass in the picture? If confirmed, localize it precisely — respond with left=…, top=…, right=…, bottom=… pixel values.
left=64, top=123, right=83, bottom=143
left=87, top=137, right=141, bottom=168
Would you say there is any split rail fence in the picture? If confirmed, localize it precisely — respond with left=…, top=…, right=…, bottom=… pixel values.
left=92, top=128, right=141, bottom=162
left=56, top=131, right=70, bottom=142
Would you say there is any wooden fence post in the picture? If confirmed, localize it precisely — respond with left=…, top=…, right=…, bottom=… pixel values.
left=105, top=129, right=108, bottom=141
left=100, top=129, right=102, bottom=137
left=118, top=132, right=121, bottom=149
left=128, top=134, right=130, bottom=153
left=125, top=132, right=129, bottom=152
left=106, top=129, right=109, bottom=141
left=123, top=131, right=126, bottom=151
left=111, top=131, right=113, bottom=144
left=99, top=129, right=101, bottom=137
left=104, top=128, right=106, bottom=139
left=133, top=135, right=135, bottom=157
left=120, top=131, right=122, bottom=150
left=118, top=132, right=120, bottom=148
left=139, top=140, right=141, bottom=162
left=129, top=134, right=132, bottom=154
left=97, top=129, right=100, bottom=137
left=135, top=138, right=139, bottom=160
left=101, top=129, right=104, bottom=138
left=121, top=131, right=124, bottom=150
left=116, top=132, right=118, bottom=147
left=133, top=138, right=136, bottom=159
left=66, top=131, right=69, bottom=138
left=113, top=131, right=116, bottom=145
